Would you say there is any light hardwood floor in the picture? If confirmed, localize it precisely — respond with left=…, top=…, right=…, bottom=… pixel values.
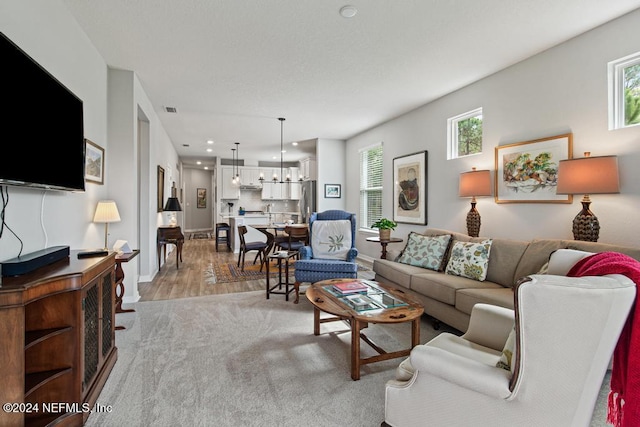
left=137, top=235, right=374, bottom=302
left=137, top=237, right=265, bottom=301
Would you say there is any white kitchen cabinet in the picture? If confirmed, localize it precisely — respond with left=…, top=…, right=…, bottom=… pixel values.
left=289, top=167, right=300, bottom=200
left=299, top=158, right=317, bottom=181
left=221, top=166, right=240, bottom=199
left=240, top=167, right=261, bottom=186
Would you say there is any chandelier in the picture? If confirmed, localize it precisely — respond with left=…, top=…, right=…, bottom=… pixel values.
left=259, top=117, right=302, bottom=184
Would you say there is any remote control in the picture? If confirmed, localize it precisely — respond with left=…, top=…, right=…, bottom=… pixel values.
left=77, top=250, right=109, bottom=258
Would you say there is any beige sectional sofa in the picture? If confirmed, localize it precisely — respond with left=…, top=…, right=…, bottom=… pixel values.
left=372, top=228, right=640, bottom=332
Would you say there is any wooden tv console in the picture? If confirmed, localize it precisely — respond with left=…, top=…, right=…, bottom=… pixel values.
left=0, top=251, right=117, bottom=426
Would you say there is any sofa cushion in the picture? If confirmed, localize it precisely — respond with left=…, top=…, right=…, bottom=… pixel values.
left=445, top=239, right=493, bottom=281
left=513, top=239, right=567, bottom=282
left=373, top=258, right=436, bottom=289
left=411, top=272, right=502, bottom=305
left=455, top=287, right=515, bottom=315
left=397, top=232, right=451, bottom=271
left=311, top=220, right=352, bottom=260
left=484, top=238, right=529, bottom=287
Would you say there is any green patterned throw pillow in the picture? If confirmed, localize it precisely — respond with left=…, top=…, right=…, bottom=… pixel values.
left=496, top=325, right=517, bottom=372
left=397, top=233, right=452, bottom=271
left=445, top=239, right=493, bottom=281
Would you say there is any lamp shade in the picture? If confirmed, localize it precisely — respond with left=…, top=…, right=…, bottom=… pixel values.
left=93, top=200, right=121, bottom=223
left=459, top=169, right=492, bottom=197
left=556, top=155, right=620, bottom=195
left=164, top=197, right=182, bottom=212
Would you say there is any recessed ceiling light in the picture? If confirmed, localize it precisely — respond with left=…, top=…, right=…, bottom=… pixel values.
left=206, top=148, right=213, bottom=152
left=339, top=5, right=357, bottom=18
left=204, top=166, right=209, bottom=170
left=197, top=161, right=202, bottom=165
left=281, top=150, right=287, bottom=153
left=272, top=156, right=277, bottom=160
left=292, top=142, right=298, bottom=146
left=207, top=140, right=214, bottom=144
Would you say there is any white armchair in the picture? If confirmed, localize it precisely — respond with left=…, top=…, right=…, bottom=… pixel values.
left=384, top=273, right=636, bottom=427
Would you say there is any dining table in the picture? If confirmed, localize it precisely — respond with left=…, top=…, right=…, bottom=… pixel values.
left=252, top=223, right=308, bottom=255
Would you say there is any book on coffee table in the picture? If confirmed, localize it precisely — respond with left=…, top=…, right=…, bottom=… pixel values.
left=332, top=281, right=368, bottom=294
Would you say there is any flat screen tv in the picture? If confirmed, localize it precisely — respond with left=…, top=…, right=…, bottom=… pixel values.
left=0, top=32, right=85, bottom=192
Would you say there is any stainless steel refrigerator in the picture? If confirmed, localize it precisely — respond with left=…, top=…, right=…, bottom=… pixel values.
left=300, top=180, right=317, bottom=223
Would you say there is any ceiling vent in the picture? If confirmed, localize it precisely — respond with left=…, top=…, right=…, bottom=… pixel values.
left=164, top=106, right=178, bottom=113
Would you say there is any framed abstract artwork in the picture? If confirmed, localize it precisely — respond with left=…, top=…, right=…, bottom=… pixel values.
left=393, top=151, right=428, bottom=225
left=495, top=133, right=573, bottom=203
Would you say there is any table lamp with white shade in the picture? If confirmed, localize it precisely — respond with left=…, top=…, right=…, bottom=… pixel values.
left=93, top=200, right=121, bottom=250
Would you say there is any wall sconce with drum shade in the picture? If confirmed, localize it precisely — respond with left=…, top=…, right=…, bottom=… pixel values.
left=164, top=182, right=183, bottom=226
left=93, top=200, right=121, bottom=250
left=556, top=152, right=620, bottom=242
left=459, top=168, right=492, bottom=237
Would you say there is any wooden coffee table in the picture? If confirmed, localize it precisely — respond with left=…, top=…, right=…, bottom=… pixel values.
left=306, top=278, right=424, bottom=380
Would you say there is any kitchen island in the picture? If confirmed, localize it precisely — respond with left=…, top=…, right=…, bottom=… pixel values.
left=222, top=212, right=301, bottom=253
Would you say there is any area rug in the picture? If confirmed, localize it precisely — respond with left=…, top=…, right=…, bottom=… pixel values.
left=204, top=260, right=371, bottom=285
left=85, top=291, right=459, bottom=427
left=190, top=232, right=212, bottom=240
left=204, top=260, right=289, bottom=284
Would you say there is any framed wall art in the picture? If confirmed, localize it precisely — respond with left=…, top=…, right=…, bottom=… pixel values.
left=324, top=184, right=341, bottom=198
left=197, top=188, right=207, bottom=208
left=157, top=165, right=165, bottom=212
left=84, top=139, right=104, bottom=184
left=495, top=133, right=573, bottom=203
left=393, top=151, right=428, bottom=225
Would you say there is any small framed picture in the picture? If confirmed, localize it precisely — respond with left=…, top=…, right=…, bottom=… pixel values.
left=85, top=139, right=105, bottom=184
left=324, top=184, right=341, bottom=198
left=197, top=187, right=207, bottom=208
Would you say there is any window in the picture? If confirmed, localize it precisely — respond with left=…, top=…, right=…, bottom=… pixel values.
left=609, top=52, right=640, bottom=129
left=447, top=108, right=483, bottom=159
left=359, top=144, right=383, bottom=230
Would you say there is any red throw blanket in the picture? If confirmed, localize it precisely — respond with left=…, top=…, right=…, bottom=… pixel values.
left=568, top=251, right=640, bottom=427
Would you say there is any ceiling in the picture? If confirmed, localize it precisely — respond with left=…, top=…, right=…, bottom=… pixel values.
left=62, top=0, right=640, bottom=168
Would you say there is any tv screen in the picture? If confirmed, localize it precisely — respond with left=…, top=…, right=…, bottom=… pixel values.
left=0, top=32, right=85, bottom=192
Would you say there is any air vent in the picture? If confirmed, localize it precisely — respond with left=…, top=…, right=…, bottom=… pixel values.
left=164, top=106, right=177, bottom=113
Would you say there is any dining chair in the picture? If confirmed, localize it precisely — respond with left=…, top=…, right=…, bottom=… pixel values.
left=237, top=225, right=268, bottom=271
left=278, top=225, right=309, bottom=258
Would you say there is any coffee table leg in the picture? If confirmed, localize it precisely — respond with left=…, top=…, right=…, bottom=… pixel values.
left=351, top=318, right=361, bottom=380
left=412, top=317, right=420, bottom=347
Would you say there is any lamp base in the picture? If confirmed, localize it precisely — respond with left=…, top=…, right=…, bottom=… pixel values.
left=572, top=201, right=600, bottom=242
left=466, top=202, right=481, bottom=238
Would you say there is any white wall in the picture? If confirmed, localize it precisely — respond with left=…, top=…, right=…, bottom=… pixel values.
left=348, top=8, right=640, bottom=259
left=316, top=138, right=346, bottom=212
left=0, top=0, right=109, bottom=261
left=0, top=1, right=180, bottom=303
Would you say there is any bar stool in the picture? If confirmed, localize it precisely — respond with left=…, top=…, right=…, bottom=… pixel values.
left=215, top=222, right=231, bottom=251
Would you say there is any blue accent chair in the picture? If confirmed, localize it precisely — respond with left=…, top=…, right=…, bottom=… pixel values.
left=293, top=210, right=358, bottom=303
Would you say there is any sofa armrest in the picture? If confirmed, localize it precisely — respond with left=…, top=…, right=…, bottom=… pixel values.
left=299, top=245, right=312, bottom=260
left=346, top=247, right=358, bottom=262
left=461, top=303, right=515, bottom=352
left=410, top=345, right=512, bottom=399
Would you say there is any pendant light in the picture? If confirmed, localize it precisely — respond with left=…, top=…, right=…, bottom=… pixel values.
left=231, top=147, right=237, bottom=185
left=234, top=142, right=241, bottom=185
left=259, top=117, right=301, bottom=184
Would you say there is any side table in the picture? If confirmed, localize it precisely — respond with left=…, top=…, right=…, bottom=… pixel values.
left=266, top=251, right=297, bottom=301
left=114, top=249, right=140, bottom=330
left=366, top=236, right=404, bottom=259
